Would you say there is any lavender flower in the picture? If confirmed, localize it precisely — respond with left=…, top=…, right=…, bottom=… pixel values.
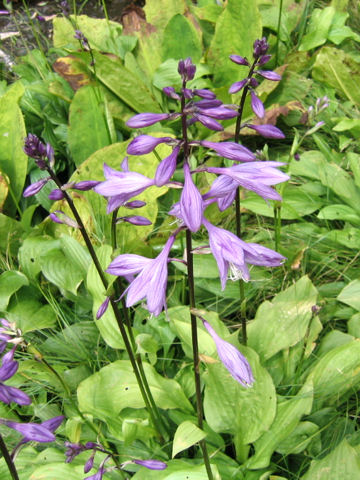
left=49, top=188, right=65, bottom=200
left=229, top=79, right=248, bottom=94
left=203, top=218, right=285, bottom=289
left=127, top=135, right=175, bottom=155
left=178, top=57, right=196, bottom=82
left=253, top=37, right=269, bottom=57
left=65, top=441, right=87, bottom=463
left=96, top=297, right=110, bottom=320
left=133, top=459, right=168, bottom=470
left=60, top=1, right=70, bottom=16
left=199, top=141, right=255, bottom=162
left=202, top=320, right=254, bottom=387
left=0, top=348, right=31, bottom=406
left=256, top=70, right=282, bottom=81
left=107, top=236, right=176, bottom=316
left=155, top=146, right=180, bottom=186
left=126, top=113, right=177, bottom=128
left=85, top=455, right=111, bottom=480
left=49, top=211, right=79, bottom=228
left=73, top=180, right=100, bottom=191
left=229, top=55, right=249, bottom=66
left=205, top=161, right=289, bottom=202
left=246, top=124, right=285, bottom=139
left=117, top=216, right=152, bottom=226
left=180, top=163, right=203, bottom=233
left=23, top=177, right=51, bottom=197
left=0, top=416, right=64, bottom=443
left=250, top=91, right=265, bottom=118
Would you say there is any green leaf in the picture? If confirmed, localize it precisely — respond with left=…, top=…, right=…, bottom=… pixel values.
left=207, top=0, right=262, bottom=87
left=39, top=249, right=84, bottom=295
left=299, top=7, right=336, bottom=51
left=132, top=460, right=220, bottom=480
left=348, top=313, right=360, bottom=338
left=317, top=205, right=360, bottom=225
left=93, top=52, right=162, bottom=113
left=18, top=236, right=60, bottom=281
left=0, top=82, right=27, bottom=211
left=0, top=271, right=28, bottom=312
left=162, top=14, right=202, bottom=62
left=77, top=360, right=193, bottom=434
left=348, top=152, right=360, bottom=188
left=247, top=276, right=318, bottom=361
left=327, top=228, right=360, bottom=249
left=304, top=340, right=360, bottom=408
left=0, top=214, right=23, bottom=255
left=312, top=47, right=360, bottom=105
left=68, top=85, right=111, bottom=166
left=338, top=280, right=360, bottom=310
left=172, top=421, right=207, bottom=458
left=144, top=0, right=186, bottom=30
left=276, top=421, right=320, bottom=455
left=7, top=299, right=56, bottom=333
left=246, top=383, right=313, bottom=469
left=60, top=235, right=91, bottom=276
left=30, top=462, right=86, bottom=479
left=204, top=346, right=276, bottom=444
left=301, top=439, right=360, bottom=479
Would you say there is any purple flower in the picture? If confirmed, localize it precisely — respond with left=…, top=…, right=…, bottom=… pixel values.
left=60, top=1, right=70, bottom=16
left=229, top=79, right=248, bottom=95
left=229, top=55, right=249, bottom=66
left=193, top=89, right=216, bottom=99
left=180, top=163, right=203, bottom=233
left=96, top=297, right=110, bottom=320
left=163, top=87, right=180, bottom=100
left=73, top=180, right=100, bottom=191
left=155, top=146, right=180, bottom=186
left=203, top=218, right=285, bottom=289
left=49, top=188, right=65, bottom=201
left=23, top=177, right=50, bottom=197
left=49, top=211, right=79, bottom=228
left=247, top=124, right=285, bottom=139
left=125, top=200, right=146, bottom=209
left=65, top=441, right=87, bottom=463
left=257, top=54, right=271, bottom=66
left=118, top=216, right=152, bottom=226
left=0, top=416, right=63, bottom=443
left=24, top=133, right=47, bottom=160
left=256, top=70, right=281, bottom=81
left=126, top=113, right=174, bottom=128
left=200, top=141, right=255, bottom=162
left=133, top=459, right=168, bottom=470
left=202, top=320, right=254, bottom=387
left=85, top=455, right=111, bottom=480
left=203, top=175, right=238, bottom=211
left=206, top=161, right=289, bottom=201
left=107, top=236, right=175, bottom=316
left=178, top=57, right=196, bottom=82
left=0, top=348, right=31, bottom=406
left=94, top=163, right=154, bottom=213
left=250, top=91, right=265, bottom=118
left=127, top=135, right=175, bottom=155
left=253, top=37, right=269, bottom=57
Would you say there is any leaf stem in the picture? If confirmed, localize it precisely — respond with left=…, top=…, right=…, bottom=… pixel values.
left=0, top=434, right=19, bottom=480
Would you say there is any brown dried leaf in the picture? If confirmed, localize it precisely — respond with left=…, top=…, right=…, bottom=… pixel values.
left=53, top=55, right=91, bottom=91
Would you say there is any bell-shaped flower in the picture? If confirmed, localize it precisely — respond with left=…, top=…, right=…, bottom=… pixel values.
left=203, top=218, right=285, bottom=289
left=206, top=161, right=289, bottom=201
left=180, top=163, right=203, bottom=233
left=126, top=113, right=173, bottom=128
left=202, top=320, right=254, bottom=387
left=0, top=415, right=63, bottom=443
left=256, top=69, right=281, bottom=81
left=0, top=348, right=31, bottom=406
left=127, top=135, right=175, bottom=155
left=229, top=55, right=249, bottom=66
left=133, top=459, right=168, bottom=470
left=23, top=177, right=51, bottom=197
left=247, top=123, right=285, bottom=139
left=253, top=37, right=269, bottom=57
left=203, top=175, right=238, bottom=211
left=107, top=236, right=175, bottom=316
left=200, top=141, right=255, bottom=162
left=229, top=78, right=248, bottom=95
left=155, top=146, right=180, bottom=186
left=250, top=91, right=265, bottom=118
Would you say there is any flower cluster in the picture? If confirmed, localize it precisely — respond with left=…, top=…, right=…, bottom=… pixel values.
left=0, top=319, right=63, bottom=456
left=65, top=441, right=167, bottom=478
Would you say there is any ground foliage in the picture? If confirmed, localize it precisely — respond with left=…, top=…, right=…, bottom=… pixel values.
left=0, top=0, right=360, bottom=478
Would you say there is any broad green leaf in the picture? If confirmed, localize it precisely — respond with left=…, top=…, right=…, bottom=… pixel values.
left=241, top=185, right=323, bottom=219
left=60, top=235, right=91, bottom=276
left=333, top=118, right=360, bottom=136
left=7, top=299, right=56, bottom=333
left=0, top=171, right=8, bottom=209
left=207, top=0, right=262, bottom=87
left=316, top=330, right=354, bottom=357
left=246, top=383, right=313, bottom=469
left=276, top=421, right=320, bottom=455
left=299, top=7, right=336, bottom=51
left=18, top=236, right=60, bottom=280
left=0, top=271, right=28, bottom=311
left=304, top=340, right=360, bottom=408
left=348, top=152, right=360, bottom=188
left=0, top=214, right=23, bottom=255
left=301, top=439, right=360, bottom=479
left=39, top=249, right=84, bottom=295
left=162, top=14, right=202, bottom=62
left=77, top=360, right=193, bottom=434
left=312, top=47, right=360, bottom=105
left=348, top=313, right=360, bottom=338
left=317, top=205, right=360, bottom=225
left=338, top=280, right=360, bottom=311
left=328, top=11, right=360, bottom=44
left=53, top=15, right=122, bottom=50
left=247, top=276, right=318, bottom=361
left=327, top=228, right=360, bottom=249
left=68, top=85, right=111, bottom=166
left=132, top=460, right=220, bottom=480
left=93, top=52, right=162, bottom=113
left=289, top=150, right=324, bottom=180
left=30, top=462, right=86, bottom=479
left=86, top=244, right=125, bottom=349
left=173, top=253, right=220, bottom=279
left=0, top=82, right=27, bottom=211
left=144, top=0, right=186, bottom=30
left=172, top=421, right=207, bottom=458
left=204, top=346, right=276, bottom=444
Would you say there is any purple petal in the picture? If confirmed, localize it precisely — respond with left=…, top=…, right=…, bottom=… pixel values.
left=96, top=297, right=110, bottom=319
left=94, top=171, right=154, bottom=197
left=48, top=188, right=65, bottom=200
left=126, top=113, right=171, bottom=128
left=229, top=79, right=248, bottom=94
left=0, top=384, right=32, bottom=405
left=203, top=320, right=254, bottom=387
left=247, top=124, right=285, bottom=139
left=257, top=54, right=271, bottom=66
left=73, top=180, right=100, bottom=191
left=133, top=459, right=168, bottom=470
left=200, top=106, right=237, bottom=120
left=229, top=55, right=249, bottom=66
left=180, top=163, right=203, bottom=232
left=163, top=87, right=180, bottom=100
left=155, top=146, right=180, bottom=186
left=125, top=200, right=146, bottom=209
left=256, top=69, right=281, bottom=81
left=23, top=177, right=50, bottom=197
left=127, top=135, right=174, bottom=155
left=193, top=89, right=216, bottom=99
left=1, top=420, right=54, bottom=442
left=194, top=99, right=222, bottom=109
left=250, top=91, right=265, bottom=118
left=106, top=254, right=152, bottom=277
left=121, top=216, right=152, bottom=226
left=193, top=114, right=223, bottom=131
left=200, top=141, right=255, bottom=162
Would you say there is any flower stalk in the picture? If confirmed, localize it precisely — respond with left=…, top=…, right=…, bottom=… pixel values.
left=0, top=433, right=19, bottom=480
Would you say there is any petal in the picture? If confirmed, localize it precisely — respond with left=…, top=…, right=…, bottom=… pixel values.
left=126, top=113, right=171, bottom=128
left=247, top=124, right=285, bottom=139
left=106, top=254, right=152, bottom=276
left=155, top=146, right=180, bottom=187
left=127, top=135, right=173, bottom=155
left=229, top=79, right=247, bottom=94
left=201, top=141, right=255, bottom=162
left=256, top=69, right=281, bottom=81
left=250, top=91, right=265, bottom=118
left=193, top=114, right=223, bottom=131
left=180, top=163, right=203, bottom=232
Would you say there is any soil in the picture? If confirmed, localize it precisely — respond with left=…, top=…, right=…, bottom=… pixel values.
left=0, top=0, right=144, bottom=72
